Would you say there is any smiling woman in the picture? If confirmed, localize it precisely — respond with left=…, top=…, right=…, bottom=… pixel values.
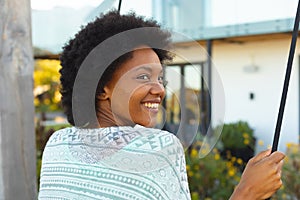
left=98, top=47, right=165, bottom=128
left=38, top=10, right=191, bottom=200
left=38, top=10, right=286, bottom=200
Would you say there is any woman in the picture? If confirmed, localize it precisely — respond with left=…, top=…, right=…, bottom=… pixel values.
left=39, top=11, right=285, bottom=200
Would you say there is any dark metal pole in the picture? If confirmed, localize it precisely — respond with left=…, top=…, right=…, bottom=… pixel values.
left=299, top=56, right=300, bottom=144
left=206, top=39, right=212, bottom=132
left=180, top=65, right=186, bottom=124
left=267, top=1, right=300, bottom=199
left=271, top=0, right=300, bottom=153
left=200, top=63, right=207, bottom=135
left=118, top=0, right=122, bottom=13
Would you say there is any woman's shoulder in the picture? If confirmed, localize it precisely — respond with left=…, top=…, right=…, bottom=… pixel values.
left=44, top=125, right=183, bottom=152
left=130, top=125, right=184, bottom=151
left=135, top=125, right=179, bottom=138
left=45, top=126, right=75, bottom=144
left=46, top=126, right=110, bottom=143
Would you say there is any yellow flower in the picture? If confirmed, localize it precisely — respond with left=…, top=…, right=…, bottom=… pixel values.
left=237, top=158, right=243, bottom=165
left=244, top=139, right=250, bottom=145
left=186, top=165, right=190, bottom=171
left=291, top=145, right=298, bottom=154
left=243, top=133, right=249, bottom=138
left=34, top=98, right=39, bottom=106
left=228, top=168, right=236, bottom=177
left=286, top=143, right=299, bottom=153
left=286, top=143, right=292, bottom=149
left=199, top=148, right=209, bottom=156
left=53, top=90, right=62, bottom=103
left=188, top=171, right=194, bottom=177
left=214, top=153, right=220, bottom=160
left=44, top=99, right=51, bottom=105
left=190, top=149, right=198, bottom=158
left=231, top=157, right=236, bottom=162
left=258, top=140, right=264, bottom=146
left=226, top=161, right=233, bottom=168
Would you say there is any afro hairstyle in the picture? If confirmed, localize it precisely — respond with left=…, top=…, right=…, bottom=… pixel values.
left=59, top=10, right=173, bottom=126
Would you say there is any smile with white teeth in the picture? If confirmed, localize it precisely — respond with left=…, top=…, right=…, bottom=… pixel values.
left=143, top=102, right=159, bottom=109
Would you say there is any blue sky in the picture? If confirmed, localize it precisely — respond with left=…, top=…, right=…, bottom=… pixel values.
left=31, top=0, right=299, bottom=26
left=31, top=0, right=299, bottom=52
left=211, top=0, right=298, bottom=26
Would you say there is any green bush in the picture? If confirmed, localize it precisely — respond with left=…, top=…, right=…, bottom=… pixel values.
left=186, top=141, right=243, bottom=200
left=273, top=143, right=300, bottom=200
left=220, top=121, right=255, bottom=150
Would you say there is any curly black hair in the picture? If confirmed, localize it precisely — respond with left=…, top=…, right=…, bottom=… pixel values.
left=59, top=10, right=173, bottom=126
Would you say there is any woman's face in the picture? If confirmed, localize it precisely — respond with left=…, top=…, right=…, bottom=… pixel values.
left=104, top=47, right=165, bottom=127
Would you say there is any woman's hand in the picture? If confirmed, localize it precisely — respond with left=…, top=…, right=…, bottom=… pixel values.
left=230, top=149, right=285, bottom=200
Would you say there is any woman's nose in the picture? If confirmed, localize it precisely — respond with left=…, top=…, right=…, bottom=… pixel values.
left=149, top=81, right=165, bottom=97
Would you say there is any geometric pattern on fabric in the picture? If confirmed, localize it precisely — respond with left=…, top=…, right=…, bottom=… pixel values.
left=38, top=125, right=191, bottom=200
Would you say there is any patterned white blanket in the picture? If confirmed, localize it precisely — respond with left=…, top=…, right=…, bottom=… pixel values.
left=38, top=125, right=191, bottom=200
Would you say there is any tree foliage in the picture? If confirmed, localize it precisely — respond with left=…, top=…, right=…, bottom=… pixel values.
left=33, top=59, right=62, bottom=112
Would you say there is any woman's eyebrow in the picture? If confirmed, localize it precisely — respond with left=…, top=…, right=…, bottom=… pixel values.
left=134, top=65, right=163, bottom=73
left=134, top=65, right=152, bottom=73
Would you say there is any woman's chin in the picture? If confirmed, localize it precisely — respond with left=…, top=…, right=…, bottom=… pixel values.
left=134, top=118, right=157, bottom=128
left=146, top=119, right=158, bottom=128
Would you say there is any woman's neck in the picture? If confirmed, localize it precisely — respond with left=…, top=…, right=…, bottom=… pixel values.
left=97, top=100, right=117, bottom=127
left=97, top=100, right=135, bottom=128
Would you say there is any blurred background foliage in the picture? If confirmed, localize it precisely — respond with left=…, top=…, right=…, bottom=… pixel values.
left=33, top=59, right=62, bottom=114
left=33, top=58, right=68, bottom=188
left=186, top=140, right=243, bottom=200
left=273, top=143, right=300, bottom=200
left=220, top=121, right=255, bottom=150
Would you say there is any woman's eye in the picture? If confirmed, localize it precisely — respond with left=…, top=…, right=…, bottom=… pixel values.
left=137, top=74, right=150, bottom=80
left=158, top=76, right=168, bottom=86
left=158, top=76, right=164, bottom=84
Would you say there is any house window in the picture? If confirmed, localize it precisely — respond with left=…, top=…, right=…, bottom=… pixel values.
left=160, top=62, right=210, bottom=145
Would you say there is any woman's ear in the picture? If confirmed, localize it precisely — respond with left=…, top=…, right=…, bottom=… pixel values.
left=97, top=86, right=111, bottom=100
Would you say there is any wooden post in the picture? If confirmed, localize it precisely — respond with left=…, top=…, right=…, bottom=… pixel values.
left=0, top=0, right=37, bottom=199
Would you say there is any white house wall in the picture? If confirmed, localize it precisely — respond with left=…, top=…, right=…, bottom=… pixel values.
left=174, top=38, right=299, bottom=152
